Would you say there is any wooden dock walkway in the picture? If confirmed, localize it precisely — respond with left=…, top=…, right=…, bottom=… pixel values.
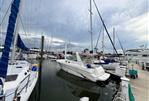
left=128, top=63, right=149, bottom=101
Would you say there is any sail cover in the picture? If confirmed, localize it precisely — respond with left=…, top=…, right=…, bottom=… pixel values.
left=0, top=0, right=21, bottom=78
left=17, top=34, right=29, bottom=51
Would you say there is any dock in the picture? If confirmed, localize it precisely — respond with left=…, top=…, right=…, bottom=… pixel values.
left=128, top=63, right=149, bottom=101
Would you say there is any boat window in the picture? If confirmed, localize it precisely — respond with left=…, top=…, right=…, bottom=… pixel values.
left=146, top=63, right=149, bottom=66
left=5, top=75, right=18, bottom=82
left=16, top=66, right=23, bottom=68
left=142, top=55, right=147, bottom=57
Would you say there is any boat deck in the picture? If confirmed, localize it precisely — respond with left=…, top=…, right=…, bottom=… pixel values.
left=128, top=63, right=149, bottom=101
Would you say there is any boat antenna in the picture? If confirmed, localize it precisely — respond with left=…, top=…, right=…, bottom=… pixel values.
left=93, top=0, right=119, bottom=57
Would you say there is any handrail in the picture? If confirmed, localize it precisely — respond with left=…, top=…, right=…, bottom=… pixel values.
left=13, top=73, right=31, bottom=100
left=0, top=75, right=31, bottom=101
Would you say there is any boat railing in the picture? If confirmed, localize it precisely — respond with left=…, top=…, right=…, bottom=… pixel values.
left=13, top=73, right=31, bottom=100
left=2, top=74, right=31, bottom=101
left=0, top=94, right=5, bottom=101
left=0, top=73, right=30, bottom=101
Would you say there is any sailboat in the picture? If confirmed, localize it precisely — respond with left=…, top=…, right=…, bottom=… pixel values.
left=0, top=0, right=38, bottom=101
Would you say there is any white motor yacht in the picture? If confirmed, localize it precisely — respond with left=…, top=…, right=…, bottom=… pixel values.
left=57, top=52, right=110, bottom=82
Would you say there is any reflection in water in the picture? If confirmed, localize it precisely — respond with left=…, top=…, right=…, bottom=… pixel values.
left=29, top=60, right=119, bottom=101
left=57, top=69, right=118, bottom=101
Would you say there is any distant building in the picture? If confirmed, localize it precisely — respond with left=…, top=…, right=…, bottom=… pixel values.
left=125, top=49, right=149, bottom=70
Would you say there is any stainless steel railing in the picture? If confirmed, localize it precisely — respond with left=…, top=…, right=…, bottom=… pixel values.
left=13, top=74, right=31, bottom=101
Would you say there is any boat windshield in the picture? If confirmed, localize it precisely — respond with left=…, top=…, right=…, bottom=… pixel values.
left=66, top=55, right=77, bottom=61
left=66, top=54, right=94, bottom=65
left=80, top=55, right=93, bottom=65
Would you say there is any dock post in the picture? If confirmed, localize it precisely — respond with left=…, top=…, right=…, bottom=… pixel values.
left=121, top=77, right=130, bottom=101
left=38, top=36, right=44, bottom=101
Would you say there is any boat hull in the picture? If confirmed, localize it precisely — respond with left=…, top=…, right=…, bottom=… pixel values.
left=3, top=61, right=38, bottom=101
left=57, top=59, right=110, bottom=82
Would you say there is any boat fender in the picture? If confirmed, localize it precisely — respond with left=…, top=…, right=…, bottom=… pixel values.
left=86, top=64, right=92, bottom=68
left=32, top=66, right=38, bottom=71
left=79, top=97, right=89, bottom=101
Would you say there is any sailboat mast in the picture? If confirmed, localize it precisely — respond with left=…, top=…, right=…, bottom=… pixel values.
left=113, top=28, right=115, bottom=54
left=10, top=18, right=19, bottom=64
left=89, top=0, right=93, bottom=52
left=102, top=29, right=104, bottom=53
left=10, top=0, right=23, bottom=64
left=64, top=42, right=67, bottom=60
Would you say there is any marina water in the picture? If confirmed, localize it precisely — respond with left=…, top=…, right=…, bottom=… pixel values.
left=29, top=60, right=119, bottom=101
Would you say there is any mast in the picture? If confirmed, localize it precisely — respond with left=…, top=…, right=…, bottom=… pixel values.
left=89, top=0, right=93, bottom=52
left=10, top=0, right=23, bottom=64
left=10, top=19, right=19, bottom=64
left=0, top=0, right=22, bottom=89
left=102, top=29, right=104, bottom=53
left=93, top=0, right=119, bottom=57
left=64, top=42, right=67, bottom=60
left=94, top=26, right=102, bottom=53
left=113, top=28, right=115, bottom=54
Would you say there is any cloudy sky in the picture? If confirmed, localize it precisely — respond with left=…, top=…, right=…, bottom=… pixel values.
left=0, top=0, right=148, bottom=52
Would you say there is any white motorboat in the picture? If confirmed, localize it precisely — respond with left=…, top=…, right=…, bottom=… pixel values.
left=0, top=0, right=38, bottom=100
left=57, top=52, right=110, bottom=82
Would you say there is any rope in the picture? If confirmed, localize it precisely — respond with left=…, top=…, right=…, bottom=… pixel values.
left=93, top=0, right=120, bottom=58
left=0, top=0, right=14, bottom=27
left=18, top=13, right=32, bottom=47
left=0, top=0, right=4, bottom=14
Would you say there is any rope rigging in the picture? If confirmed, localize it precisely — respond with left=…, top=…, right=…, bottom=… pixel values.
left=0, top=0, right=13, bottom=27
left=116, top=33, right=126, bottom=55
left=93, top=0, right=119, bottom=57
left=18, top=13, right=32, bottom=47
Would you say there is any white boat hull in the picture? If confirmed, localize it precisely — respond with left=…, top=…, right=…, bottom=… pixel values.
left=57, top=59, right=110, bottom=82
left=3, top=61, right=38, bottom=101
left=102, top=63, right=120, bottom=70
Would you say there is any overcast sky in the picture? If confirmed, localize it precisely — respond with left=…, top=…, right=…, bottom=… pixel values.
left=0, top=0, right=148, bottom=52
